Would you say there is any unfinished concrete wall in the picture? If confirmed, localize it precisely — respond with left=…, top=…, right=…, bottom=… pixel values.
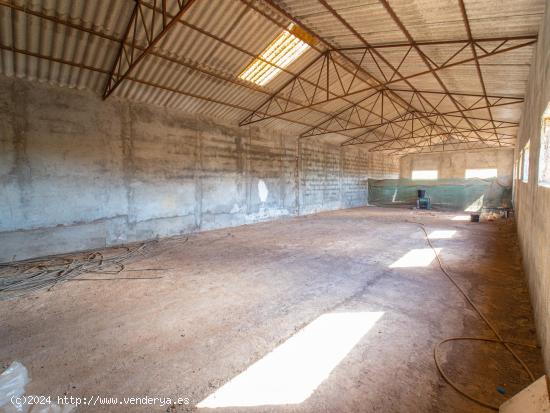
left=391, top=149, right=515, bottom=210
left=0, top=76, right=399, bottom=261
left=400, top=149, right=514, bottom=184
left=514, top=1, right=550, bottom=378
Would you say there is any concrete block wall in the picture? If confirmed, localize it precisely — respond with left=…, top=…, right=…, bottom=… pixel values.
left=514, top=1, right=550, bottom=378
left=0, top=76, right=399, bottom=261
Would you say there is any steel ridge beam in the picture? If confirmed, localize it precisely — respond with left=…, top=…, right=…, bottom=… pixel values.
left=377, top=140, right=514, bottom=154
left=345, top=121, right=513, bottom=151
left=388, top=144, right=514, bottom=156
left=334, top=35, right=537, bottom=50
left=343, top=111, right=515, bottom=151
left=303, top=93, right=523, bottom=138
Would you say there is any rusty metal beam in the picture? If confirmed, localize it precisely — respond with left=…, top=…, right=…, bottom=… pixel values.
left=368, top=123, right=514, bottom=154
left=367, top=124, right=512, bottom=152
left=329, top=39, right=534, bottom=106
left=344, top=113, right=518, bottom=143
left=377, top=139, right=514, bottom=154
left=335, top=35, right=537, bottom=50
left=339, top=107, right=517, bottom=155
left=239, top=51, right=396, bottom=127
left=389, top=144, right=515, bottom=156
left=0, top=43, right=323, bottom=130
left=243, top=0, right=412, bottom=124
left=308, top=99, right=523, bottom=140
left=246, top=0, right=471, bottom=145
left=103, top=0, right=197, bottom=99
left=236, top=2, right=386, bottom=129
left=310, top=0, right=484, bottom=145
left=358, top=134, right=508, bottom=147
left=386, top=89, right=524, bottom=99
left=344, top=115, right=514, bottom=151
left=241, top=33, right=533, bottom=135
left=458, top=0, right=499, bottom=144
left=245, top=0, right=443, bottom=136
left=303, top=90, right=523, bottom=138
left=377, top=0, right=491, bottom=146
left=367, top=126, right=512, bottom=150
left=0, top=0, right=535, bottom=154
left=239, top=21, right=534, bottom=128
left=306, top=1, right=533, bottom=147
left=0, top=0, right=363, bottom=128
left=302, top=0, right=536, bottom=149
left=135, top=0, right=373, bottom=131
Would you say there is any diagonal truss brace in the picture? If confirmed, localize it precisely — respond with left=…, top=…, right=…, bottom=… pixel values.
left=103, top=0, right=197, bottom=99
left=341, top=111, right=516, bottom=150
left=239, top=36, right=536, bottom=126
left=377, top=138, right=515, bottom=155
left=238, top=51, right=374, bottom=126
left=303, top=89, right=523, bottom=138
left=386, top=141, right=514, bottom=155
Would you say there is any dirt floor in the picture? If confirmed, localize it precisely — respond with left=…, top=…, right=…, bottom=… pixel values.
left=0, top=207, right=544, bottom=413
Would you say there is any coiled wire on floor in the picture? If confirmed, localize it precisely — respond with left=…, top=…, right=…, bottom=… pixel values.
left=0, top=235, right=191, bottom=301
left=410, top=220, right=537, bottom=410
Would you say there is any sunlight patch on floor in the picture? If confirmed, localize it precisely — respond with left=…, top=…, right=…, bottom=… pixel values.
left=428, top=230, right=456, bottom=239
left=389, top=248, right=442, bottom=268
left=197, top=312, right=384, bottom=408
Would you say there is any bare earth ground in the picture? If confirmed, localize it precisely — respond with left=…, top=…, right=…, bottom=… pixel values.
left=0, top=207, right=544, bottom=413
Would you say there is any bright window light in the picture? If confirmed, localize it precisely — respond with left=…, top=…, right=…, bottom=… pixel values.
left=239, top=24, right=310, bottom=86
left=522, top=140, right=530, bottom=183
left=451, top=215, right=470, bottom=221
left=389, top=248, right=441, bottom=268
left=428, top=230, right=456, bottom=239
left=412, top=170, right=438, bottom=180
left=197, top=312, right=383, bottom=408
left=465, top=168, right=497, bottom=179
left=539, top=103, right=550, bottom=187
left=518, top=149, right=524, bottom=181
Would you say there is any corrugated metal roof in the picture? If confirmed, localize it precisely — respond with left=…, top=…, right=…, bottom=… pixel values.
left=0, top=0, right=545, bottom=154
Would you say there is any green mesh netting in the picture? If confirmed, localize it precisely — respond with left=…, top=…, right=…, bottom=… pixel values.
left=368, top=178, right=512, bottom=211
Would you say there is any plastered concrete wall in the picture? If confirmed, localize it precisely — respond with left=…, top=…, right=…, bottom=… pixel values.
left=399, top=149, right=514, bottom=185
left=0, top=76, right=399, bottom=261
left=514, top=2, right=550, bottom=378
